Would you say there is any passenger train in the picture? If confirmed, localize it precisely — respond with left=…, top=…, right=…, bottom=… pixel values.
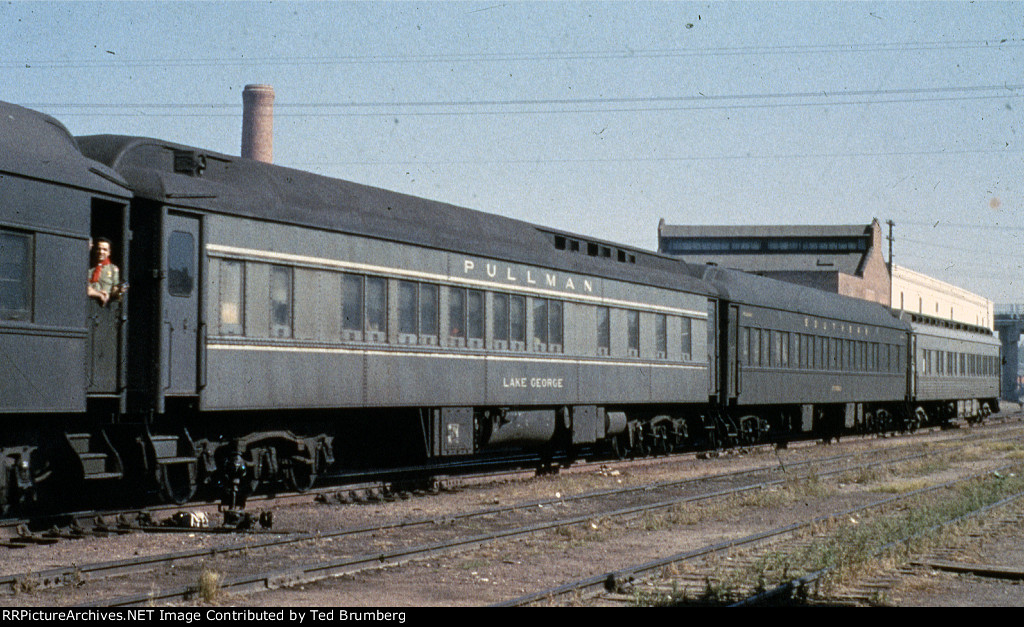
left=0, top=100, right=1001, bottom=513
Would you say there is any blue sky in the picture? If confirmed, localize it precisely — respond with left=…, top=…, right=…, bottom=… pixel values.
left=3, top=1, right=1022, bottom=303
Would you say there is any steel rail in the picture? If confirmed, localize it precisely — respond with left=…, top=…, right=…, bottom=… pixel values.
left=494, top=464, right=1017, bottom=606
left=5, top=436, right=941, bottom=597
left=730, top=486, right=1024, bottom=606
left=82, top=446, right=955, bottom=606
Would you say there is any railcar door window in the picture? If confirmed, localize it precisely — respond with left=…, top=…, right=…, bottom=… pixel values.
left=0, top=230, right=31, bottom=320
left=167, top=231, right=195, bottom=297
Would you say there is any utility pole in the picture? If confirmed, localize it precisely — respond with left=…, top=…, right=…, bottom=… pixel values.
left=886, top=219, right=895, bottom=272
left=886, top=219, right=895, bottom=310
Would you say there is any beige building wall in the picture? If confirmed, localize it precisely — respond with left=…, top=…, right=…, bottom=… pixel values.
left=892, top=265, right=994, bottom=330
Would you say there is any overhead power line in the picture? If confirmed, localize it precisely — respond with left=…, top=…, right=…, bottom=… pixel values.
left=27, top=85, right=1024, bottom=119
left=4, top=38, right=1021, bottom=69
left=26, top=82, right=1024, bottom=111
left=288, top=146, right=1022, bottom=167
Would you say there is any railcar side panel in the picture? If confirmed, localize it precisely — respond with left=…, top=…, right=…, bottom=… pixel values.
left=912, top=322, right=1000, bottom=403
left=1, top=182, right=100, bottom=413
left=733, top=302, right=907, bottom=407
left=200, top=214, right=711, bottom=412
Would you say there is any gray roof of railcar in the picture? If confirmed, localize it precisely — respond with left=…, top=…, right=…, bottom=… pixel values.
left=687, top=264, right=910, bottom=331
left=76, top=134, right=719, bottom=299
left=901, top=313, right=999, bottom=346
left=0, top=102, right=128, bottom=197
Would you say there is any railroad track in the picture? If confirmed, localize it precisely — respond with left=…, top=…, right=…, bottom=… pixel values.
left=5, top=410, right=1015, bottom=546
left=501, top=466, right=1024, bottom=607
left=3, top=422, right=1018, bottom=606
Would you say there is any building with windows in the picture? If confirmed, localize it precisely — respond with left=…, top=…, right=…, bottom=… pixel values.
left=892, top=265, right=993, bottom=331
left=657, top=218, right=892, bottom=306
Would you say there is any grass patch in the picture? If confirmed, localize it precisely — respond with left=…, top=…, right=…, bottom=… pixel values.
left=639, top=467, right=1024, bottom=605
left=197, top=568, right=221, bottom=603
left=873, top=478, right=934, bottom=494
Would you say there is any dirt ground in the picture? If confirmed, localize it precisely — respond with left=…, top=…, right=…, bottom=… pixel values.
left=3, top=426, right=1023, bottom=608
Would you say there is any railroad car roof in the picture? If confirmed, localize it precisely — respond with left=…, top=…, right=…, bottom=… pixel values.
left=76, top=134, right=719, bottom=298
left=901, top=314, right=1000, bottom=345
left=0, top=101, right=128, bottom=197
left=688, top=264, right=910, bottom=331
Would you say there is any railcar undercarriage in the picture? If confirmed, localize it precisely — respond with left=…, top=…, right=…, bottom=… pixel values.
left=0, top=396, right=1002, bottom=516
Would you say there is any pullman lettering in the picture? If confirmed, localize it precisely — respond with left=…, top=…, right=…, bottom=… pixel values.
left=463, top=259, right=592, bottom=294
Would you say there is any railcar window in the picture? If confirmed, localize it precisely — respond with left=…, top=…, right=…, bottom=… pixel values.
left=532, top=299, right=548, bottom=351
left=219, top=259, right=244, bottom=335
left=627, top=309, right=640, bottom=357
left=597, top=306, right=610, bottom=356
left=751, top=328, right=761, bottom=366
left=491, top=292, right=526, bottom=350
left=0, top=230, right=31, bottom=320
left=681, top=316, right=692, bottom=360
left=342, top=274, right=364, bottom=339
left=549, top=300, right=563, bottom=350
left=399, top=281, right=439, bottom=344
left=510, top=295, right=526, bottom=348
left=779, top=331, right=789, bottom=368
left=448, top=287, right=466, bottom=346
left=398, top=281, right=417, bottom=336
left=167, top=231, right=195, bottom=297
left=365, top=276, right=387, bottom=340
left=493, top=293, right=510, bottom=347
left=794, top=333, right=802, bottom=369
left=531, top=297, right=563, bottom=352
left=467, top=290, right=484, bottom=345
left=740, top=326, right=749, bottom=365
left=420, top=284, right=438, bottom=340
left=269, top=265, right=292, bottom=338
left=655, top=314, right=667, bottom=358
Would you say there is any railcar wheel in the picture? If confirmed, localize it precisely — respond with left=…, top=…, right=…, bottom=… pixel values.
left=610, top=433, right=629, bottom=460
left=911, top=407, right=927, bottom=432
left=652, top=424, right=671, bottom=455
left=285, top=458, right=317, bottom=492
left=158, top=462, right=198, bottom=505
left=739, top=416, right=762, bottom=445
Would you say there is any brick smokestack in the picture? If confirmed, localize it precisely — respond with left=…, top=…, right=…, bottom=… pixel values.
left=241, top=84, right=275, bottom=163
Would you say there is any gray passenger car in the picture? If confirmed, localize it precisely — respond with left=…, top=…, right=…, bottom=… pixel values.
left=76, top=133, right=720, bottom=496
